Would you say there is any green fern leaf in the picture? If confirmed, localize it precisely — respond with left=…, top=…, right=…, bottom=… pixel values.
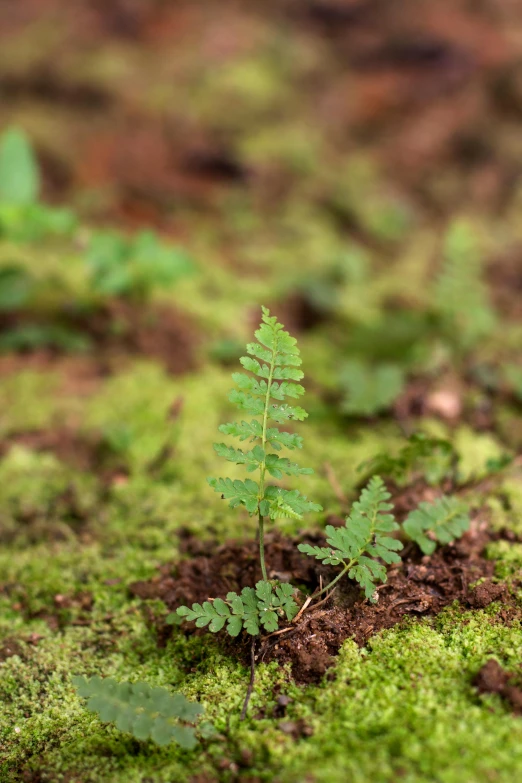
left=358, top=432, right=455, bottom=485
left=72, top=676, right=204, bottom=748
left=207, top=477, right=259, bottom=513
left=340, top=360, right=405, bottom=417
left=0, top=128, right=40, bottom=205
left=176, top=580, right=298, bottom=638
left=299, top=476, right=402, bottom=600
left=435, top=219, right=496, bottom=350
left=403, top=496, right=470, bottom=555
left=209, top=306, right=320, bottom=521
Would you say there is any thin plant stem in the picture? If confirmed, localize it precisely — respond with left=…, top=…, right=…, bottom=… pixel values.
left=240, top=637, right=257, bottom=720
left=258, top=512, right=268, bottom=582
left=311, top=559, right=355, bottom=599
left=256, top=332, right=277, bottom=582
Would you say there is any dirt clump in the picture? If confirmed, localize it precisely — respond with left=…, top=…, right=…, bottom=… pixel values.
left=474, top=659, right=522, bottom=715
left=0, top=300, right=199, bottom=377
left=79, top=300, right=199, bottom=376
left=130, top=526, right=505, bottom=684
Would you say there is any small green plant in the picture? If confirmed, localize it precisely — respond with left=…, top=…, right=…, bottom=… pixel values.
left=339, top=359, right=405, bottom=417
left=0, top=127, right=40, bottom=205
left=208, top=306, right=322, bottom=578
left=0, top=265, right=34, bottom=312
left=176, top=312, right=472, bottom=641
left=434, top=219, right=496, bottom=351
left=86, top=229, right=194, bottom=300
left=176, top=308, right=320, bottom=636
left=0, top=322, right=91, bottom=353
left=403, top=496, right=470, bottom=555
left=72, top=676, right=208, bottom=749
left=358, top=433, right=456, bottom=486
left=0, top=127, right=77, bottom=241
left=177, top=581, right=298, bottom=636
left=298, top=476, right=403, bottom=600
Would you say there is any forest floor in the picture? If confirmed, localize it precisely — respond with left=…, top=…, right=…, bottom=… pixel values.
left=2, top=2, right=522, bottom=781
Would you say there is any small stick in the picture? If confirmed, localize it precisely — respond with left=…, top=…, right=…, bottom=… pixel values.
left=290, top=594, right=313, bottom=625
left=240, top=637, right=257, bottom=721
left=324, top=462, right=347, bottom=506
left=262, top=588, right=338, bottom=641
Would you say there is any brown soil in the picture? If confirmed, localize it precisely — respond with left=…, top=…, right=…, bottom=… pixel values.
left=474, top=659, right=522, bottom=715
left=2, top=0, right=521, bottom=224
left=487, top=249, right=522, bottom=322
left=0, top=300, right=199, bottom=377
left=81, top=300, right=199, bottom=376
left=0, top=428, right=113, bottom=474
left=0, top=637, right=25, bottom=662
left=129, top=522, right=507, bottom=684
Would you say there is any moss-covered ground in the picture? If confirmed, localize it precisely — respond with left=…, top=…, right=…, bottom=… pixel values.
left=2, top=3, right=522, bottom=781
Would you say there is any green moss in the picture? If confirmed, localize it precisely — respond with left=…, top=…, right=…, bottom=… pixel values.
left=0, top=370, right=60, bottom=436
left=487, top=540, right=522, bottom=580
left=487, top=478, right=522, bottom=536
left=0, top=446, right=99, bottom=545
left=453, top=426, right=506, bottom=483
left=276, top=614, right=522, bottom=783
left=4, top=597, right=522, bottom=782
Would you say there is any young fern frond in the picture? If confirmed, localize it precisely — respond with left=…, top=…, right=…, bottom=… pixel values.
left=403, top=496, right=470, bottom=555
left=435, top=219, right=496, bottom=350
left=357, top=432, right=456, bottom=486
left=299, top=476, right=403, bottom=600
left=173, top=581, right=299, bottom=636
left=208, top=306, right=322, bottom=580
left=72, top=676, right=205, bottom=749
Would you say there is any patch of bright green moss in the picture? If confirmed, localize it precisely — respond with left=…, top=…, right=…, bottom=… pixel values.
left=0, top=446, right=99, bottom=545
left=487, top=540, right=522, bottom=581
left=3, top=600, right=522, bottom=782
left=487, top=477, right=522, bottom=537
left=453, top=426, right=506, bottom=483
left=0, top=370, right=60, bottom=436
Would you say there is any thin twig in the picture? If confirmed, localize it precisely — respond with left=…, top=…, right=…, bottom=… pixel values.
left=240, top=637, right=257, bottom=721
left=324, top=462, right=348, bottom=506
left=290, top=594, right=313, bottom=625
left=262, top=588, right=338, bottom=642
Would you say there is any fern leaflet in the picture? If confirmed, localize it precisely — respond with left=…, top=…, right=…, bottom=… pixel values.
left=72, top=676, right=205, bottom=748
left=299, top=476, right=403, bottom=600
left=403, top=496, right=470, bottom=555
left=173, top=580, right=299, bottom=637
left=208, top=306, right=322, bottom=525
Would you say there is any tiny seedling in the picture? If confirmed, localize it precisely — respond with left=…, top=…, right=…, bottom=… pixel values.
left=86, top=229, right=194, bottom=301
left=339, top=359, right=405, bottom=417
left=358, top=432, right=456, bottom=486
left=175, top=306, right=322, bottom=638
left=72, top=676, right=208, bottom=749
left=298, top=476, right=403, bottom=601
left=403, top=495, right=470, bottom=555
left=0, top=127, right=77, bottom=241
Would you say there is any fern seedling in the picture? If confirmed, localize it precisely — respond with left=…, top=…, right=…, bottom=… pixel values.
left=357, top=433, right=456, bottom=486
left=72, top=676, right=207, bottom=749
left=176, top=581, right=299, bottom=637
left=403, top=496, right=470, bottom=555
left=175, top=307, right=321, bottom=639
left=298, top=476, right=403, bottom=601
left=209, top=305, right=321, bottom=579
left=339, top=359, right=405, bottom=417
left=434, top=219, right=496, bottom=351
